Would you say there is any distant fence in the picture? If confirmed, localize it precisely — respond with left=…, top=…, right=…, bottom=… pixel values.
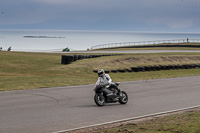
left=91, top=39, right=200, bottom=50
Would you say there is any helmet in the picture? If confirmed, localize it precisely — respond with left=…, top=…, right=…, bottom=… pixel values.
left=97, top=69, right=105, bottom=77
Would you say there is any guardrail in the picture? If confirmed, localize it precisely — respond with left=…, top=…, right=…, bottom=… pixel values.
left=91, top=39, right=200, bottom=50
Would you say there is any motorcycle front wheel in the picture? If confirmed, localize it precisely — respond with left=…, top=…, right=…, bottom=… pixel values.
left=94, top=93, right=105, bottom=106
left=119, top=91, right=128, bottom=104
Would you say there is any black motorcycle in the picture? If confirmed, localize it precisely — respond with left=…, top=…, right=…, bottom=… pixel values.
left=94, top=82, right=128, bottom=106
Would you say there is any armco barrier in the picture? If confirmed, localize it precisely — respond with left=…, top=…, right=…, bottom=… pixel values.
left=93, top=63, right=200, bottom=73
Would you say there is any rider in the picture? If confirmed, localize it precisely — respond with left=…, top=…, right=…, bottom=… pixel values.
left=96, top=69, right=120, bottom=97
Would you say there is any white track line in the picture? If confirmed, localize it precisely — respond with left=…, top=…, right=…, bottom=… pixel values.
left=52, top=105, right=200, bottom=133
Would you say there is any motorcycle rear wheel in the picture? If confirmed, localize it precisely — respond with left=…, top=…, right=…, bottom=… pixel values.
left=94, top=93, right=105, bottom=106
left=119, top=91, right=128, bottom=104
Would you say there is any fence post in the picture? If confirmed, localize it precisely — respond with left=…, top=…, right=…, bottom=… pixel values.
left=90, top=39, right=200, bottom=50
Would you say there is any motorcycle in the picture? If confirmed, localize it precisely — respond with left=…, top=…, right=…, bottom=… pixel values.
left=94, top=82, right=128, bottom=106
left=62, top=47, right=70, bottom=52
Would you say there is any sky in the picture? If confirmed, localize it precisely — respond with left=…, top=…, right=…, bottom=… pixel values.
left=0, top=0, right=200, bottom=32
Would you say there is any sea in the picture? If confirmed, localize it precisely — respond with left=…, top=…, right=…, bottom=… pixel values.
left=0, top=29, right=200, bottom=52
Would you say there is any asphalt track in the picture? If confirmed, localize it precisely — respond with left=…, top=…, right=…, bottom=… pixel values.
left=0, top=76, right=200, bottom=133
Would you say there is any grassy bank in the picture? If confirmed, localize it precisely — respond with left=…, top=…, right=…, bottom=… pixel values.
left=1, top=51, right=200, bottom=91
left=96, top=43, right=200, bottom=51
left=85, top=108, right=200, bottom=133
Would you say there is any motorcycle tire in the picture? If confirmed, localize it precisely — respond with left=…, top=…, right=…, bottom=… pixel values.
left=94, top=93, right=105, bottom=106
left=119, top=91, right=128, bottom=104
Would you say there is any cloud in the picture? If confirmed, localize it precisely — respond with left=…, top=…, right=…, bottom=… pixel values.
left=132, top=0, right=200, bottom=29
left=148, top=17, right=196, bottom=29
left=32, top=0, right=79, bottom=4
left=0, top=0, right=200, bottom=31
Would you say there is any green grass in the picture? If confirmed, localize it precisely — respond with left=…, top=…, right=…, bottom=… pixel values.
left=96, top=43, right=200, bottom=51
left=105, top=47, right=200, bottom=51
left=1, top=51, right=200, bottom=91
left=95, top=109, right=200, bottom=133
left=1, top=51, right=200, bottom=132
left=0, top=51, right=95, bottom=91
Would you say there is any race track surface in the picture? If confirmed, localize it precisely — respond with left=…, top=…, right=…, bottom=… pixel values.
left=0, top=76, right=200, bottom=133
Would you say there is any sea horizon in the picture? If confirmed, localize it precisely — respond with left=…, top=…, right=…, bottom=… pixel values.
left=0, top=29, right=200, bottom=52
left=1, top=29, right=200, bottom=34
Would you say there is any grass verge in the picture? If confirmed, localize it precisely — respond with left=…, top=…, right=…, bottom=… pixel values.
left=1, top=51, right=200, bottom=91
left=95, top=43, right=200, bottom=51
left=79, top=108, right=200, bottom=133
